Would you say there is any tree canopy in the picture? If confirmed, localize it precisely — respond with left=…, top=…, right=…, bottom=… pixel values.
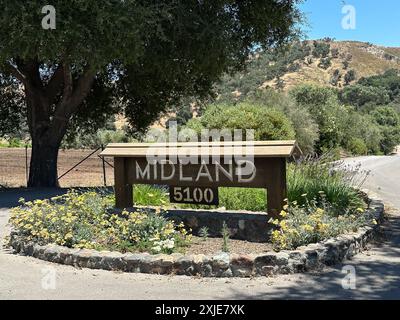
left=0, top=0, right=302, bottom=186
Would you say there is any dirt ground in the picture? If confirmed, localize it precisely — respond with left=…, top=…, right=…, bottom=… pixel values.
left=185, top=236, right=273, bottom=255
left=0, top=148, right=115, bottom=188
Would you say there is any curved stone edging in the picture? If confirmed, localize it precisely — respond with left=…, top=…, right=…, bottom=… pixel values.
left=8, top=198, right=385, bottom=277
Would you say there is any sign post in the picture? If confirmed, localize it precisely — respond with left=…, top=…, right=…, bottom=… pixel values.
left=100, top=141, right=301, bottom=218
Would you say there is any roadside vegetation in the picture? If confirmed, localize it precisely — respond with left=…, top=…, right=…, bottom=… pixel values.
left=10, top=190, right=191, bottom=254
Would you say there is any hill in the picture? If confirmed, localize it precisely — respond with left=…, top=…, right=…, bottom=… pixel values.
left=215, top=40, right=400, bottom=99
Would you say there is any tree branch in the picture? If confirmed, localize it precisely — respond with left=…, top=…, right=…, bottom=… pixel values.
left=5, top=61, right=27, bottom=84
left=51, top=66, right=96, bottom=142
left=45, top=64, right=64, bottom=105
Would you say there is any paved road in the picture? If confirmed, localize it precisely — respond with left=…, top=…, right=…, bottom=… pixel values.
left=0, top=153, right=399, bottom=300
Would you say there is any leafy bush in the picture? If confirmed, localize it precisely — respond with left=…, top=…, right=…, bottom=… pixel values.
left=346, top=138, right=368, bottom=155
left=290, top=85, right=347, bottom=152
left=340, top=84, right=391, bottom=109
left=312, top=41, right=330, bottom=58
left=10, top=190, right=190, bottom=254
left=244, top=90, right=319, bottom=154
left=371, top=106, right=400, bottom=154
left=318, top=57, right=332, bottom=70
left=198, top=103, right=296, bottom=141
left=269, top=199, right=375, bottom=251
left=344, top=69, right=356, bottom=85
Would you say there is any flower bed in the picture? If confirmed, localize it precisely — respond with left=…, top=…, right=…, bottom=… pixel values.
left=7, top=189, right=384, bottom=277
left=8, top=197, right=384, bottom=277
left=9, top=191, right=191, bottom=254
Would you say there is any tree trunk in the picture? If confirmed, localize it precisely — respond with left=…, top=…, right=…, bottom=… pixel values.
left=28, top=137, right=60, bottom=188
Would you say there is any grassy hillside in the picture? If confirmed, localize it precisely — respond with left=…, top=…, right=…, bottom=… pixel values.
left=216, top=40, right=400, bottom=99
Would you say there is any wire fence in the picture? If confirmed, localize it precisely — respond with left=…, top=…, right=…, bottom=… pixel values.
left=0, top=146, right=114, bottom=188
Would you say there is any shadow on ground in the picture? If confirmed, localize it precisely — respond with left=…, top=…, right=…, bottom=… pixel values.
left=0, top=187, right=113, bottom=209
left=225, top=214, right=400, bottom=300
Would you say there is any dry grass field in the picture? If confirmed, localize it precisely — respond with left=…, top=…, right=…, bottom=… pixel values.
left=0, top=148, right=115, bottom=188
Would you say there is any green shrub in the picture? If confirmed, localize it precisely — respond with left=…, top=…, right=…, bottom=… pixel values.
left=371, top=106, right=400, bottom=154
left=290, top=85, right=347, bottom=152
left=346, top=138, right=368, bottom=155
left=199, top=102, right=296, bottom=141
left=133, top=185, right=169, bottom=207
left=244, top=90, right=319, bottom=154
left=312, top=41, right=330, bottom=58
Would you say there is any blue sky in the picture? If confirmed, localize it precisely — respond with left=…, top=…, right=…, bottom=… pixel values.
left=299, top=0, right=400, bottom=47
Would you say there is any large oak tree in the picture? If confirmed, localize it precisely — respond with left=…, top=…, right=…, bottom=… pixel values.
left=0, top=0, right=302, bottom=187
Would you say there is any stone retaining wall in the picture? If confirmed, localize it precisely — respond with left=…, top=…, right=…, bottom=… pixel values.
left=8, top=199, right=384, bottom=277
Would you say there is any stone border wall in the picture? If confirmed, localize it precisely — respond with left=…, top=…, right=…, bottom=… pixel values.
left=8, top=199, right=384, bottom=277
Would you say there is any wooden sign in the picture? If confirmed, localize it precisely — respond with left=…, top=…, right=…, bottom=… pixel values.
left=169, top=186, right=219, bottom=205
left=100, top=141, right=301, bottom=218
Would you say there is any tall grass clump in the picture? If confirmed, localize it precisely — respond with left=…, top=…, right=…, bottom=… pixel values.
left=287, top=154, right=367, bottom=214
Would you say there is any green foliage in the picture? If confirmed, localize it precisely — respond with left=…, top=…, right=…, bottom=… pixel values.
left=0, top=76, right=26, bottom=137
left=248, top=90, right=319, bottom=154
left=358, top=69, right=400, bottom=101
left=371, top=106, right=400, bottom=154
left=345, top=138, right=368, bottom=156
left=199, top=103, right=296, bottom=141
left=199, top=227, right=210, bottom=241
left=340, top=84, right=391, bottom=109
left=290, top=85, right=347, bottom=151
left=1, top=0, right=303, bottom=134
left=344, top=70, right=356, bottom=85
left=133, top=185, right=169, bottom=207
left=62, top=129, right=132, bottom=149
left=215, top=41, right=311, bottom=102
left=219, top=188, right=267, bottom=212
left=312, top=41, right=331, bottom=58
left=318, top=57, right=332, bottom=70
left=287, top=157, right=365, bottom=214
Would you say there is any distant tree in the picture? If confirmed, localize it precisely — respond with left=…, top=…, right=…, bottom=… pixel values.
left=344, top=70, right=356, bottom=85
left=371, top=106, right=400, bottom=154
left=312, top=41, right=331, bottom=58
left=340, top=84, right=391, bottom=109
left=330, top=69, right=341, bottom=86
left=318, top=57, right=332, bottom=70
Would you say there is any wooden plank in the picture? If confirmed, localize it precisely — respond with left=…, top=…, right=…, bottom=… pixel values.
left=266, top=158, right=287, bottom=218
left=114, top=157, right=133, bottom=209
left=105, top=140, right=297, bottom=148
left=100, top=145, right=297, bottom=158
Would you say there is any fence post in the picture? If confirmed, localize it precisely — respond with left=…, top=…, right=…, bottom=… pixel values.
left=101, top=144, right=107, bottom=187
left=25, top=145, right=29, bottom=187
